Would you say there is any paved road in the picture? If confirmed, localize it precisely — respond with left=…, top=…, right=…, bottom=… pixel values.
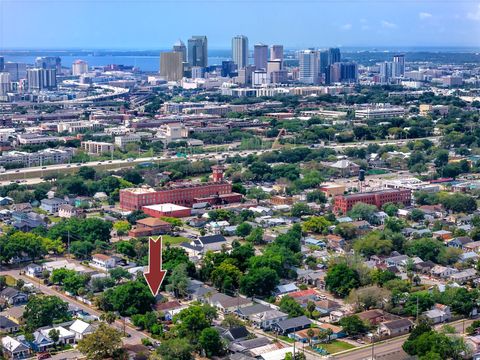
left=2, top=269, right=150, bottom=345
left=333, top=318, right=476, bottom=360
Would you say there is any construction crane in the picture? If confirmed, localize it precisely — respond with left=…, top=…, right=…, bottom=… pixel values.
left=271, top=128, right=286, bottom=150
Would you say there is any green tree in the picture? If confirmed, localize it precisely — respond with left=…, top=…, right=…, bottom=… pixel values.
left=156, top=338, right=193, bottom=360
left=240, top=267, right=279, bottom=297
left=165, top=263, right=190, bottom=298
left=113, top=221, right=131, bottom=236
left=339, top=315, right=368, bottom=336
left=279, top=296, right=305, bottom=318
left=246, top=227, right=264, bottom=245
left=24, top=295, right=69, bottom=331
left=302, top=216, right=331, bottom=234
left=77, top=323, right=123, bottom=360
left=98, top=281, right=155, bottom=316
left=173, top=304, right=217, bottom=343
left=325, top=263, right=360, bottom=298
left=348, top=202, right=377, bottom=222
left=199, top=328, right=223, bottom=357
left=291, top=203, right=312, bottom=217
left=236, top=222, right=253, bottom=238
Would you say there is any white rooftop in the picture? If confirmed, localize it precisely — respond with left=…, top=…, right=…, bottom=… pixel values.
left=143, top=203, right=190, bottom=212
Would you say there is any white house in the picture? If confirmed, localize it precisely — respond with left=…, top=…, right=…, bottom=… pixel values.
left=90, top=254, right=116, bottom=271
left=69, top=319, right=94, bottom=340
left=1, top=336, right=30, bottom=359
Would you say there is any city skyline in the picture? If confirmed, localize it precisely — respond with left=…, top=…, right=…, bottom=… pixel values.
left=1, top=0, right=480, bottom=49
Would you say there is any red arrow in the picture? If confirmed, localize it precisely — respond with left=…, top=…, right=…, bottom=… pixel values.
left=144, top=236, right=167, bottom=296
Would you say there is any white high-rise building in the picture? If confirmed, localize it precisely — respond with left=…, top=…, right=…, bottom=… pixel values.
left=72, top=60, right=89, bottom=76
left=392, top=54, right=405, bottom=77
left=0, top=72, right=11, bottom=98
left=298, top=50, right=320, bottom=84
left=232, top=35, right=249, bottom=70
left=27, top=68, right=57, bottom=91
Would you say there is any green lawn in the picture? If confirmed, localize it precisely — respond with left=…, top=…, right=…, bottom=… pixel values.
left=162, top=235, right=189, bottom=246
left=313, top=340, right=355, bottom=354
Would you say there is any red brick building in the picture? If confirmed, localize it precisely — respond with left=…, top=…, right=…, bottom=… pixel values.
left=120, top=166, right=242, bottom=210
left=128, top=217, right=172, bottom=237
left=333, top=189, right=411, bottom=214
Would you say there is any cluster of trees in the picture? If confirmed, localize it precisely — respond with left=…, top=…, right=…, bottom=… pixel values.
left=96, top=280, right=155, bottom=317
left=23, top=295, right=70, bottom=332
left=0, top=230, right=64, bottom=264
left=403, top=321, right=469, bottom=359
left=415, top=191, right=477, bottom=213
left=156, top=303, right=223, bottom=359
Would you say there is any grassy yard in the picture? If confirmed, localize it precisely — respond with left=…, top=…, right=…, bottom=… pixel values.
left=313, top=340, right=356, bottom=354
left=4, top=274, right=17, bottom=287
left=162, top=235, right=189, bottom=246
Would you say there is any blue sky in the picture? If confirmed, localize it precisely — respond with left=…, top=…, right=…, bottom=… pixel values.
left=1, top=0, right=480, bottom=49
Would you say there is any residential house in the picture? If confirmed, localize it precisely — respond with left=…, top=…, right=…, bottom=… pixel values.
left=357, top=309, right=386, bottom=325
left=25, top=263, right=43, bottom=278
left=222, top=326, right=250, bottom=342
left=377, top=319, right=414, bottom=337
left=0, top=306, right=25, bottom=325
left=250, top=206, right=274, bottom=216
left=271, top=315, right=312, bottom=335
left=463, top=241, right=480, bottom=253
left=69, top=319, right=94, bottom=340
left=40, top=197, right=68, bottom=214
left=90, top=254, right=117, bottom=271
left=228, top=336, right=272, bottom=354
left=317, top=323, right=346, bottom=340
left=449, top=268, right=478, bottom=284
left=208, top=293, right=253, bottom=314
left=250, top=310, right=288, bottom=330
left=430, top=265, right=458, bottom=278
left=205, top=221, right=230, bottom=234
left=236, top=304, right=274, bottom=320
left=1, top=336, right=30, bottom=359
left=0, top=288, right=28, bottom=306
left=275, top=283, right=299, bottom=296
left=58, top=204, right=78, bottom=219
left=316, top=299, right=341, bottom=315
left=447, top=236, right=473, bottom=249
left=460, top=252, right=479, bottom=263
left=0, top=315, right=20, bottom=333
left=180, top=234, right=227, bottom=257
left=423, top=304, right=451, bottom=324
left=432, top=230, right=453, bottom=241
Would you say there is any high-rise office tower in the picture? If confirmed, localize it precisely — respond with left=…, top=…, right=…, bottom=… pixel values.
left=329, top=62, right=358, bottom=84
left=221, top=60, right=237, bottom=77
left=188, top=36, right=208, bottom=67
left=27, top=68, right=57, bottom=91
left=160, top=52, right=183, bottom=81
left=0, top=57, right=4, bottom=72
left=35, top=56, right=62, bottom=74
left=392, top=54, right=405, bottom=77
left=318, top=50, right=329, bottom=83
left=298, top=50, right=320, bottom=84
left=328, top=48, right=341, bottom=65
left=270, top=45, right=284, bottom=62
left=4, top=63, right=27, bottom=81
left=0, top=72, right=11, bottom=97
left=379, top=61, right=393, bottom=83
left=267, top=60, right=287, bottom=83
left=72, top=60, right=89, bottom=76
left=254, top=44, right=268, bottom=70
left=173, top=40, right=187, bottom=63
left=232, top=35, right=249, bottom=70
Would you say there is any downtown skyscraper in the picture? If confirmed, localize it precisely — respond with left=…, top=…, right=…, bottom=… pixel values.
left=254, top=44, right=268, bottom=71
left=232, top=35, right=249, bottom=70
left=188, top=36, right=208, bottom=68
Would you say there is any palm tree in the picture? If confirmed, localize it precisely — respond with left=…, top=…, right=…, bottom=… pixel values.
left=306, top=328, right=315, bottom=347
